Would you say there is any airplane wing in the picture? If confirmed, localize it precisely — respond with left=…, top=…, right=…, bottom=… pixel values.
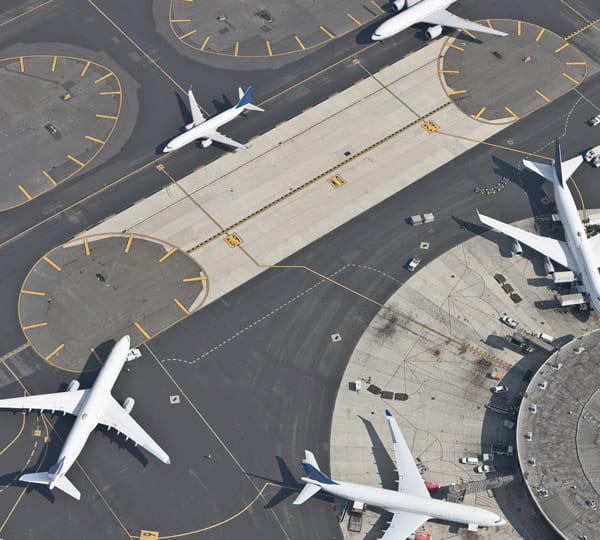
left=98, top=397, right=171, bottom=464
left=381, top=510, right=429, bottom=540
left=478, top=212, right=579, bottom=271
left=385, top=411, right=430, bottom=498
left=0, top=390, right=88, bottom=416
left=422, top=10, right=507, bottom=37
left=188, top=86, right=206, bottom=125
left=207, top=131, right=247, bottom=150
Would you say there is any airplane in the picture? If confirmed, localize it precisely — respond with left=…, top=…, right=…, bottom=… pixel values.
left=163, top=85, right=264, bottom=153
left=478, top=140, right=600, bottom=313
left=371, top=0, right=508, bottom=41
left=0, top=335, right=170, bottom=500
left=294, top=410, right=505, bottom=537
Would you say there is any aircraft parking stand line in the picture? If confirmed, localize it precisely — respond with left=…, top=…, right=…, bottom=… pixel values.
left=81, top=39, right=511, bottom=310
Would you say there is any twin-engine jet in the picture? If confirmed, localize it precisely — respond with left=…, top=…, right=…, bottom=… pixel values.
left=163, top=86, right=263, bottom=153
left=372, top=0, right=507, bottom=41
left=478, top=140, right=600, bottom=313
left=0, top=336, right=170, bottom=500
left=294, top=410, right=505, bottom=538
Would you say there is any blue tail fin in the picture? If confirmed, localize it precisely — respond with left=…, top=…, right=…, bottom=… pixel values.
left=301, top=462, right=337, bottom=485
left=235, top=86, right=253, bottom=109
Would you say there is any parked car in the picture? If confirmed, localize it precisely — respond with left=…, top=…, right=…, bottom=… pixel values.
left=459, top=457, right=478, bottom=465
left=492, top=385, right=509, bottom=393
left=500, top=315, right=518, bottom=328
left=407, top=257, right=421, bottom=272
left=476, top=464, right=496, bottom=473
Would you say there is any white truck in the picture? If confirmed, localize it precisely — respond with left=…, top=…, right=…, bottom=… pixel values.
left=583, top=145, right=600, bottom=167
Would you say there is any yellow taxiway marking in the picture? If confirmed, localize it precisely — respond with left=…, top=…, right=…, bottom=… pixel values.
left=555, top=42, right=569, bottom=52
left=370, top=0, right=385, bottom=12
left=234, top=41, right=239, bottom=56
left=43, top=256, right=61, bottom=271
left=139, top=532, right=159, bottom=540
left=171, top=19, right=191, bottom=23
left=320, top=25, right=335, bottom=38
left=85, top=135, right=106, bottom=144
left=46, top=344, right=65, bottom=360
left=504, top=106, right=519, bottom=119
left=0, top=0, right=53, bottom=27
left=347, top=13, right=361, bottom=26
left=566, top=61, right=586, bottom=65
left=83, top=237, right=90, bottom=255
left=173, top=298, right=190, bottom=315
left=562, top=72, right=579, bottom=84
left=447, top=43, right=464, bottom=51
left=96, top=114, right=118, bottom=119
left=19, top=57, right=24, bottom=72
left=447, top=89, right=467, bottom=95
left=17, top=185, right=32, bottom=200
left=439, top=70, right=460, bottom=73
left=200, top=36, right=210, bottom=50
left=94, top=72, right=113, bottom=83
left=67, top=154, right=85, bottom=166
left=535, top=28, right=545, bottom=41
left=42, top=170, right=57, bottom=185
left=486, top=19, right=494, bottom=29
left=517, top=20, right=521, bottom=36
left=22, top=290, right=45, bottom=296
left=294, top=35, right=305, bottom=50
left=159, top=247, right=177, bottom=262
left=99, top=91, right=121, bottom=95
left=23, top=323, right=48, bottom=330
left=134, top=322, right=150, bottom=339
left=182, top=276, right=207, bottom=282
left=180, top=29, right=197, bottom=40
left=266, top=41, right=273, bottom=56
left=80, top=61, right=91, bottom=77
left=124, top=234, right=134, bottom=253
left=90, top=348, right=104, bottom=366
left=535, top=89, right=551, bottom=102
left=474, top=107, right=487, bottom=119
left=51, top=56, right=57, bottom=72
left=460, top=28, right=477, bottom=39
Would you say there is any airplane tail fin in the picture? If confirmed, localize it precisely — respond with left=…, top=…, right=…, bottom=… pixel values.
left=235, top=86, right=264, bottom=112
left=523, top=139, right=583, bottom=187
left=20, top=472, right=81, bottom=500
left=293, top=450, right=337, bottom=505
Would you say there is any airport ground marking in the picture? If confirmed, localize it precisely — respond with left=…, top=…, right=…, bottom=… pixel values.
left=159, top=247, right=177, bottom=262
left=0, top=411, right=26, bottom=458
left=94, top=71, right=113, bottom=83
left=23, top=322, right=48, bottom=330
left=439, top=70, right=459, bottom=73
left=84, top=236, right=90, bottom=255
left=370, top=0, right=385, bottom=12
left=460, top=28, right=477, bottom=39
left=555, top=42, right=569, bottom=53
left=173, top=298, right=190, bottom=315
left=347, top=13, right=361, bottom=26
left=17, top=185, right=32, bottom=200
left=517, top=20, right=521, bottom=36
left=134, top=322, right=151, bottom=340
left=234, top=41, right=239, bottom=56
left=179, top=29, right=197, bottom=40
left=96, top=113, right=118, bottom=119
left=80, top=60, right=91, bottom=77
left=42, top=170, right=57, bottom=185
left=45, top=344, right=65, bottom=360
left=42, top=255, right=61, bottom=271
left=124, top=233, right=134, bottom=253
left=22, top=290, right=45, bottom=296
left=486, top=19, right=493, bottom=30
left=67, top=154, right=85, bottom=166
left=562, top=72, right=580, bottom=84
left=19, top=56, right=24, bottom=72
left=535, top=28, right=545, bottom=41
left=294, top=35, right=305, bottom=50
left=200, top=36, right=210, bottom=51
left=182, top=276, right=207, bottom=282
left=99, top=90, right=121, bottom=95
left=319, top=25, right=335, bottom=39
left=473, top=107, right=486, bottom=120
left=504, top=106, right=519, bottom=119
left=0, top=0, right=53, bottom=27
left=566, top=61, right=586, bottom=65
left=85, top=135, right=106, bottom=144
left=266, top=40, right=273, bottom=56
left=560, top=0, right=600, bottom=38
left=535, top=89, right=551, bottom=102
left=447, top=43, right=464, bottom=51
left=51, top=55, right=57, bottom=72
left=90, top=348, right=104, bottom=366
left=447, top=89, right=467, bottom=95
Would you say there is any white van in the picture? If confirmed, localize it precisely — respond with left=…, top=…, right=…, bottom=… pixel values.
left=459, top=457, right=478, bottom=465
left=537, top=332, right=554, bottom=343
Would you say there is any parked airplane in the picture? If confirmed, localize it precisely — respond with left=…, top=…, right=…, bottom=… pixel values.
left=294, top=410, right=505, bottom=537
left=371, top=0, right=508, bottom=41
left=0, top=335, right=170, bottom=500
left=163, top=86, right=263, bottom=152
left=478, top=140, right=600, bottom=313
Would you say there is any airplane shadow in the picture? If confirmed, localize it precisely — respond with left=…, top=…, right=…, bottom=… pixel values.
left=358, top=416, right=396, bottom=491
left=211, top=93, right=233, bottom=114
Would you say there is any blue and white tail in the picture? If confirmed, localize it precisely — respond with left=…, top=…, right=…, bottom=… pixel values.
left=293, top=450, right=337, bottom=505
left=523, top=139, right=583, bottom=188
left=235, top=87, right=264, bottom=112
left=21, top=471, right=81, bottom=500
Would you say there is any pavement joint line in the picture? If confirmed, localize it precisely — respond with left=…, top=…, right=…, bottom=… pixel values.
left=187, top=102, right=451, bottom=253
left=0, top=0, right=53, bottom=27
left=146, top=344, right=291, bottom=539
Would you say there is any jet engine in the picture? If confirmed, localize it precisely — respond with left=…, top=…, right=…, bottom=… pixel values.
left=544, top=257, right=555, bottom=275
left=67, top=380, right=80, bottom=392
left=122, top=397, right=135, bottom=414
left=185, top=122, right=195, bottom=130
left=425, top=24, right=443, bottom=40
left=511, top=239, right=523, bottom=255
left=201, top=138, right=213, bottom=148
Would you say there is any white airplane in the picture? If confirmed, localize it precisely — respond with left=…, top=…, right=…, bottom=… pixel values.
left=294, top=410, right=505, bottom=537
left=163, top=85, right=263, bottom=152
left=0, top=335, right=170, bottom=500
left=478, top=140, right=600, bottom=313
left=371, top=0, right=507, bottom=41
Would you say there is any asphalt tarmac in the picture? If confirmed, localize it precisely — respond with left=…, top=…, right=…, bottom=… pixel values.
left=0, top=0, right=599, bottom=538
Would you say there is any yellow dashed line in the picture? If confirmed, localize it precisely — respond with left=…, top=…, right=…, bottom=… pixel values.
left=42, top=170, right=57, bottom=185
left=182, top=276, right=207, bottom=282
left=180, top=29, right=197, bottom=40
left=200, top=36, right=210, bottom=50
left=562, top=72, right=579, bottom=84
left=43, top=256, right=61, bottom=271
left=67, top=154, right=85, bottom=166
left=80, top=60, right=91, bottom=77
left=124, top=234, right=134, bottom=253
left=173, top=298, right=190, bottom=315
left=45, top=344, right=65, bottom=360
left=535, top=89, right=551, bottom=102
left=85, top=135, right=106, bottom=144
left=19, top=56, right=24, bottom=72
left=504, top=106, right=519, bottom=119
left=159, top=247, right=177, bottom=262
left=461, top=28, right=477, bottom=39
left=94, top=72, right=113, bottom=83
left=23, top=322, right=48, bottom=330
left=555, top=42, right=569, bottom=52
left=234, top=41, right=239, bottom=56
left=83, top=237, right=90, bottom=256
left=474, top=107, right=487, bottom=119
left=370, top=0, right=385, bottom=12
left=96, top=114, right=118, bottom=119
left=51, top=55, right=57, bottom=72
left=266, top=41, right=273, bottom=56
left=448, top=43, right=464, bottom=51
left=535, top=28, right=545, bottom=41
left=134, top=322, right=150, bottom=340
left=22, top=290, right=45, bottom=296
left=346, top=13, right=361, bottom=26
left=17, top=185, right=32, bottom=200
left=564, top=16, right=600, bottom=40
left=320, top=25, right=335, bottom=38
left=294, top=35, right=305, bottom=50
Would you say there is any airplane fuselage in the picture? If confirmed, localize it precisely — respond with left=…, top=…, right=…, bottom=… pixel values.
left=312, top=479, right=503, bottom=528
left=165, top=107, right=243, bottom=152
left=372, top=0, right=455, bottom=40
left=49, top=336, right=130, bottom=487
left=554, top=181, right=600, bottom=314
